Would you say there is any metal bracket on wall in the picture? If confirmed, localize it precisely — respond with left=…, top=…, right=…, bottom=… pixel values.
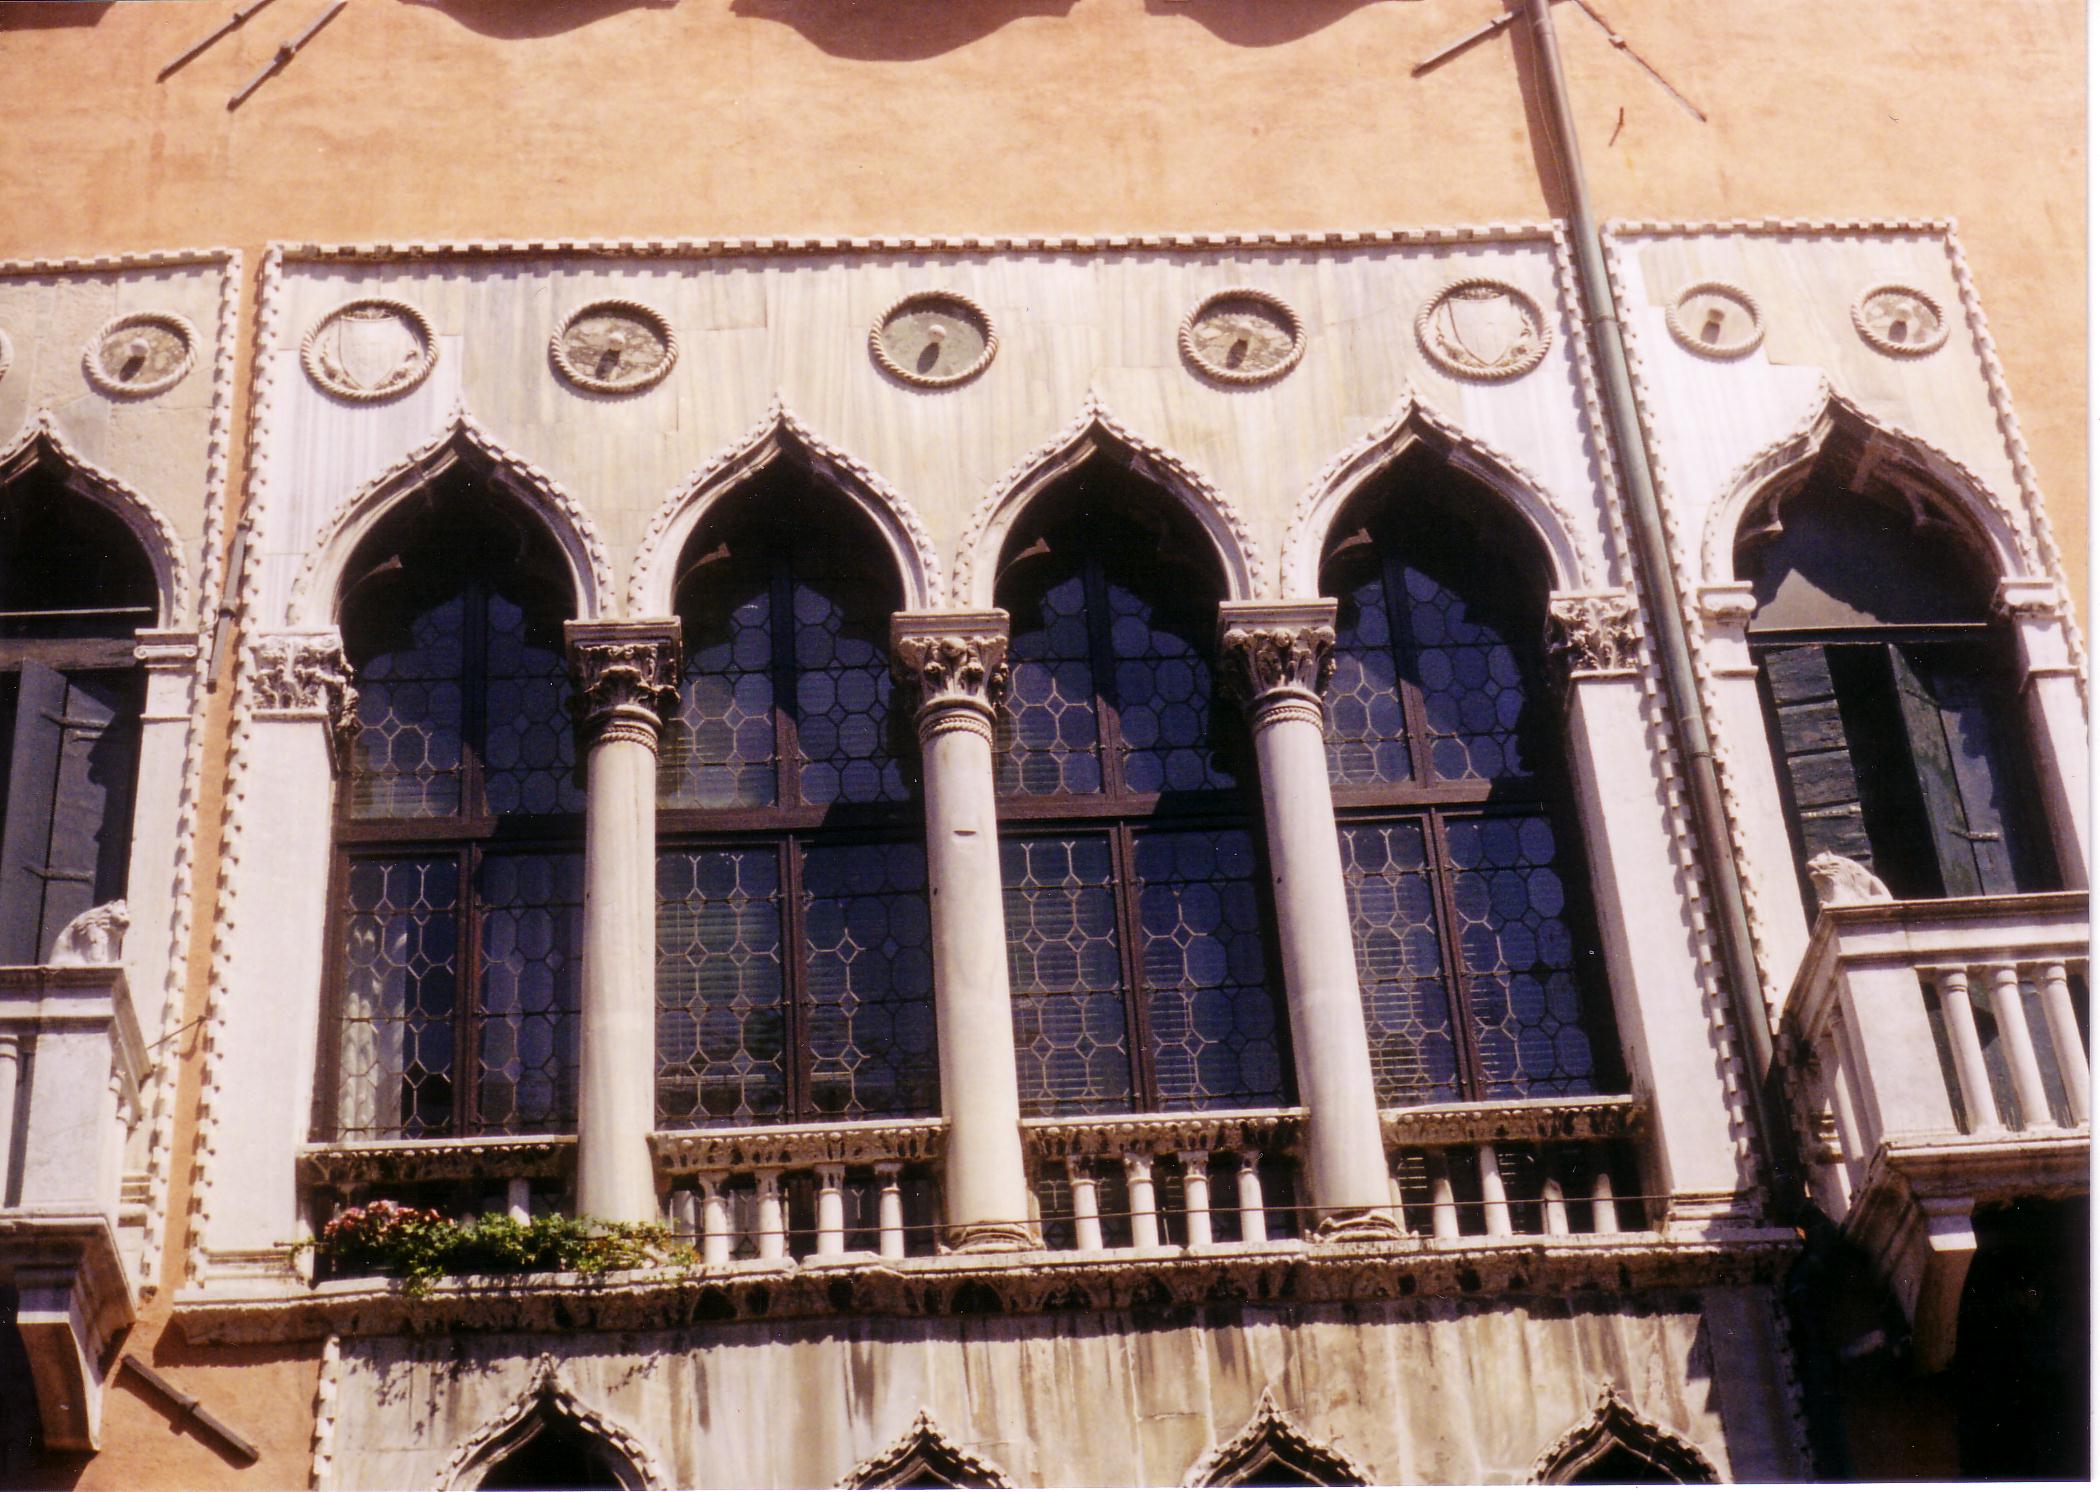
left=119, top=1355, right=261, bottom=1466
left=1414, top=0, right=1706, bottom=123
left=228, top=0, right=349, bottom=111
left=158, top=0, right=283, bottom=81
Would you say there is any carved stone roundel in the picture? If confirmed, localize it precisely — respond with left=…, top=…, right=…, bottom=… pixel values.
left=1852, top=283, right=1949, bottom=357
left=1181, top=288, right=1306, bottom=385
left=83, top=311, right=196, bottom=398
left=1666, top=281, right=1764, bottom=359
left=551, top=299, right=677, bottom=394
left=302, top=297, right=438, bottom=402
left=870, top=291, right=996, bottom=388
left=1416, top=278, right=1552, bottom=381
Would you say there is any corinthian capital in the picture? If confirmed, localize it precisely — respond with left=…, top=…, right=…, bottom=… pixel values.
left=891, top=611, right=1011, bottom=732
left=566, top=619, right=682, bottom=750
left=1216, top=601, right=1338, bottom=721
left=251, top=629, right=360, bottom=770
left=1545, top=591, right=1640, bottom=678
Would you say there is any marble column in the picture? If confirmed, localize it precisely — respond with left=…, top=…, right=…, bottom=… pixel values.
left=1218, top=601, right=1401, bottom=1241
left=1996, top=578, right=2089, bottom=888
left=566, top=620, right=681, bottom=1224
left=892, top=611, right=1036, bottom=1251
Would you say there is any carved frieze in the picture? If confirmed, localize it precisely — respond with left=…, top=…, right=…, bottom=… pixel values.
left=653, top=1117, right=948, bottom=1174
left=1417, top=278, right=1552, bottom=381
left=891, top=611, right=1011, bottom=736
left=1021, top=1107, right=1304, bottom=1162
left=566, top=621, right=681, bottom=750
left=1545, top=591, right=1641, bottom=677
left=83, top=311, right=197, bottom=398
left=251, top=632, right=360, bottom=766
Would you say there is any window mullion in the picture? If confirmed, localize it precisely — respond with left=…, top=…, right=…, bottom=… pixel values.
left=781, top=834, right=812, bottom=1121
left=1080, top=557, right=1124, bottom=801
left=770, top=558, right=801, bottom=811
left=1381, top=549, right=1436, bottom=791
left=457, top=841, right=483, bottom=1137
left=1108, top=822, right=1157, bottom=1112
left=460, top=579, right=490, bottom=820
left=1422, top=808, right=1489, bottom=1101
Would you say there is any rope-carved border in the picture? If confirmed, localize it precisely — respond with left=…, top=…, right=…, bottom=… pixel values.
left=299, top=296, right=438, bottom=404
left=868, top=289, right=998, bottom=389
left=82, top=310, right=199, bottom=398
left=628, top=396, right=943, bottom=613
left=953, top=391, right=1263, bottom=605
left=1178, top=287, right=1307, bottom=387
left=1415, top=276, right=1554, bottom=382
left=1664, top=280, right=1765, bottom=360
left=550, top=298, right=679, bottom=395
left=1851, top=281, right=1951, bottom=358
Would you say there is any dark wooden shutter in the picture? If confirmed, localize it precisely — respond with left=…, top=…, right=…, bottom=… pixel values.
left=0, top=663, right=140, bottom=963
left=1759, top=645, right=1875, bottom=869
left=1891, top=647, right=2021, bottom=896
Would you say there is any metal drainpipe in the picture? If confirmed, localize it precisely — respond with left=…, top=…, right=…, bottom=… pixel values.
left=1518, top=0, right=1800, bottom=1208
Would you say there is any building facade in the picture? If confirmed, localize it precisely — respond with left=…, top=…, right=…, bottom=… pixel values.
left=0, top=1, right=2086, bottom=1486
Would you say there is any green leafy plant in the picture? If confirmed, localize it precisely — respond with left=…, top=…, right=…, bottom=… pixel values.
left=301, top=1200, right=689, bottom=1296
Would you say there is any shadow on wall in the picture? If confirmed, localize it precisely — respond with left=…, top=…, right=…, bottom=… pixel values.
left=400, top=0, right=679, bottom=42
left=0, top=2, right=115, bottom=30
left=1140, top=0, right=1395, bottom=48
left=727, top=0, right=1078, bottom=63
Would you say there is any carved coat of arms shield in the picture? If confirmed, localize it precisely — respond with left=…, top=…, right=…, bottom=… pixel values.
left=331, top=307, right=416, bottom=392
left=1440, top=286, right=1528, bottom=369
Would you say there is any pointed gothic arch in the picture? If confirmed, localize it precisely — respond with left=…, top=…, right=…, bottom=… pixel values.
left=1281, top=392, right=1601, bottom=597
left=284, top=410, right=611, bottom=629
left=955, top=394, right=1262, bottom=606
left=838, top=1410, right=1015, bottom=1489
left=434, top=1356, right=663, bottom=1491
left=0, top=410, right=191, bottom=628
left=629, top=400, right=941, bottom=616
left=1183, top=1390, right=1371, bottom=1487
left=1701, top=383, right=2030, bottom=593
left=1529, top=1383, right=1720, bottom=1485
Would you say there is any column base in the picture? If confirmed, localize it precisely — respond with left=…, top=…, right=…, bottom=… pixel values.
left=941, top=1221, right=1041, bottom=1254
left=1312, top=1209, right=1406, bottom=1244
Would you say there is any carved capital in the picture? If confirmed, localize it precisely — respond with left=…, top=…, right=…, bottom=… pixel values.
left=1545, top=591, right=1641, bottom=678
left=1217, top=601, right=1338, bottom=722
left=1994, top=576, right=2065, bottom=623
left=251, top=630, right=360, bottom=771
left=565, top=620, right=681, bottom=751
left=891, top=610, right=1011, bottom=732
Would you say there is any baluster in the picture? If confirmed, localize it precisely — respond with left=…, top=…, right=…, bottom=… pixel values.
left=874, top=1162, right=907, bottom=1259
left=1125, top=1153, right=1160, bottom=1249
left=505, top=1177, right=532, bottom=1224
left=1989, top=964, right=2054, bottom=1130
left=814, top=1164, right=846, bottom=1257
left=1067, top=1158, right=1104, bottom=1252
left=1429, top=1150, right=1459, bottom=1240
left=0, top=1035, right=18, bottom=1204
left=1590, top=1167, right=1620, bottom=1234
left=1178, top=1151, right=1214, bottom=1248
left=1540, top=1158, right=1570, bottom=1237
left=1476, top=1144, right=1512, bottom=1236
left=2035, top=961, right=2090, bottom=1126
left=1235, top=1150, right=1269, bottom=1245
left=698, top=1177, right=730, bottom=1266
left=1932, top=968, right=2001, bottom=1135
left=754, top=1170, right=786, bottom=1261
left=668, top=1186, right=699, bottom=1241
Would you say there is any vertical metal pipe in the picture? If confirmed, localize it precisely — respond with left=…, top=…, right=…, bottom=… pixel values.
left=1519, top=0, right=1796, bottom=1206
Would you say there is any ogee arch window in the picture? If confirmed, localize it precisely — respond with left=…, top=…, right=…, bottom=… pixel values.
left=322, top=475, right=584, bottom=1141
left=1320, top=463, right=1618, bottom=1108
left=654, top=464, right=937, bottom=1129
left=993, top=459, right=1289, bottom=1117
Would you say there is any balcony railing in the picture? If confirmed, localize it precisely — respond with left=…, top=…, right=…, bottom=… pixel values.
left=1381, top=1095, right=1646, bottom=1240
left=1780, top=891, right=2090, bottom=1370
left=1022, top=1109, right=1305, bottom=1251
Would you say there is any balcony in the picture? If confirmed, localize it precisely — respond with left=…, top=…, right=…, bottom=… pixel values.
left=0, top=962, right=147, bottom=1451
left=1780, top=891, right=2089, bottom=1370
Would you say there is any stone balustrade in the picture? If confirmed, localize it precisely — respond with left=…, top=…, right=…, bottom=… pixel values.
left=1381, top=1095, right=1646, bottom=1240
left=298, top=1134, right=578, bottom=1240
left=1021, top=1109, right=1306, bottom=1250
left=1779, top=891, right=2090, bottom=1371
left=0, top=963, right=147, bottom=1452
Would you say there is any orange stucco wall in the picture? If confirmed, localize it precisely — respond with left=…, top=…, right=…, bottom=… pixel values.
left=0, top=3, right=2082, bottom=1486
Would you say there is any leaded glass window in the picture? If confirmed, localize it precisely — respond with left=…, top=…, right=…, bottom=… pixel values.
left=324, top=480, right=583, bottom=1141
left=994, top=462, right=1289, bottom=1117
left=654, top=471, right=937, bottom=1128
left=1322, top=479, right=1618, bottom=1108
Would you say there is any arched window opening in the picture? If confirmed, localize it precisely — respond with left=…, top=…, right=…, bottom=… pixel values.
left=1319, top=457, right=1618, bottom=1111
left=460, top=1406, right=649, bottom=1491
left=1187, top=1392, right=1371, bottom=1487
left=1531, top=1386, right=1720, bottom=1484
left=993, top=458, right=1287, bottom=1124
left=1738, top=449, right=2058, bottom=909
left=841, top=1411, right=1015, bottom=1489
left=0, top=461, right=155, bottom=963
left=654, top=464, right=936, bottom=1135
left=323, top=474, right=583, bottom=1143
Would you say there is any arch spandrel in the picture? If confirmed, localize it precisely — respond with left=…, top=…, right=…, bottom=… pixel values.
left=1282, top=391, right=1602, bottom=598
left=956, top=394, right=1263, bottom=607
left=434, top=1356, right=663, bottom=1492
left=1529, top=1382, right=1721, bottom=1485
left=0, top=409, right=192, bottom=629
left=1183, top=1389, right=1371, bottom=1487
left=629, top=398, right=940, bottom=617
left=285, top=409, right=612, bottom=629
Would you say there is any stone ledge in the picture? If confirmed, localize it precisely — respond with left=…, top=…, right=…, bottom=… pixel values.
left=170, top=1229, right=1799, bottom=1345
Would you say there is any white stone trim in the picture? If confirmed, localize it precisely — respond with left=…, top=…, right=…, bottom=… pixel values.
left=433, top=1354, right=665, bottom=1490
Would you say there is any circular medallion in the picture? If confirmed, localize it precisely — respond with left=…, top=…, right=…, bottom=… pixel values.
left=83, top=311, right=196, bottom=398
left=550, top=300, right=677, bottom=394
left=302, top=298, right=438, bottom=402
left=1180, top=288, right=1306, bottom=386
left=1416, top=279, right=1552, bottom=381
left=870, top=292, right=996, bottom=388
left=1852, top=284, right=1949, bottom=357
left=1666, top=281, right=1764, bottom=359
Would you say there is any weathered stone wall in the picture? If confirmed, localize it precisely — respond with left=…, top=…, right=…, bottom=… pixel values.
left=321, top=1288, right=1806, bottom=1487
